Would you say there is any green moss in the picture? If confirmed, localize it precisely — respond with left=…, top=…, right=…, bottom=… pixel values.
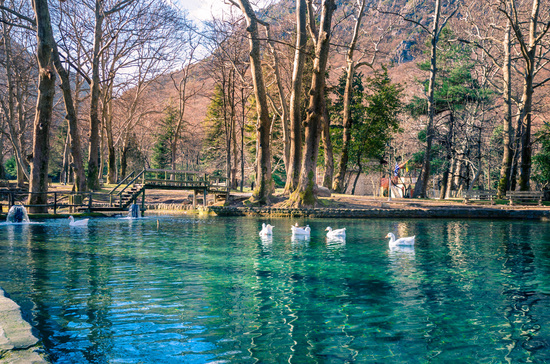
left=298, top=171, right=317, bottom=206
left=497, top=177, right=508, bottom=198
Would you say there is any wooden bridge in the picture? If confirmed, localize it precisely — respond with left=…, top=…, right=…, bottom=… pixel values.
left=96, top=168, right=230, bottom=213
left=0, top=169, right=230, bottom=215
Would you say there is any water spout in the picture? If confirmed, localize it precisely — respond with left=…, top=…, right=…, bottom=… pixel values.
left=7, top=205, right=30, bottom=223
left=128, top=204, right=140, bottom=218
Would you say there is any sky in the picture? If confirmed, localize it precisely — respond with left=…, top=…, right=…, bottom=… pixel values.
left=174, top=0, right=273, bottom=22
left=174, top=0, right=233, bottom=22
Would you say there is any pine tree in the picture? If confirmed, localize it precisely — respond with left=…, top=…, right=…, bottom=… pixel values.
left=151, top=108, right=178, bottom=169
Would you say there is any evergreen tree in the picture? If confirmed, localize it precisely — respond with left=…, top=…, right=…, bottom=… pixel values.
left=202, top=85, right=227, bottom=172
left=151, top=107, right=178, bottom=169
left=331, top=68, right=402, bottom=193
left=407, top=29, right=492, bottom=197
left=533, top=127, right=550, bottom=191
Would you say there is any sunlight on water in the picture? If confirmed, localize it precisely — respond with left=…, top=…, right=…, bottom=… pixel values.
left=1, top=216, right=550, bottom=363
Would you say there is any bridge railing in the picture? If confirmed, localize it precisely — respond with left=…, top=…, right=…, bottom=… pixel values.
left=142, top=169, right=210, bottom=187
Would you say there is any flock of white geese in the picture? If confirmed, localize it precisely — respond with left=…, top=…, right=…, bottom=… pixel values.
left=67, top=217, right=416, bottom=247
left=260, top=222, right=415, bottom=247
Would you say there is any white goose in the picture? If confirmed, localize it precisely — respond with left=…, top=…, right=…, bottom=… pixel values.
left=386, top=232, right=415, bottom=246
left=259, top=223, right=274, bottom=237
left=68, top=216, right=89, bottom=227
left=291, top=223, right=311, bottom=236
left=325, top=227, right=346, bottom=239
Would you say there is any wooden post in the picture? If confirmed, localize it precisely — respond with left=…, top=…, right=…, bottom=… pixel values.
left=53, top=192, right=57, bottom=214
left=88, top=192, right=92, bottom=212
left=141, top=190, right=146, bottom=217
left=8, top=192, right=13, bottom=208
left=193, top=190, right=197, bottom=209
left=203, top=189, right=207, bottom=207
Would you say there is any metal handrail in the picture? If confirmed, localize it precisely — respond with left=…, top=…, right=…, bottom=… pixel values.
left=117, top=169, right=146, bottom=208
left=109, top=171, right=135, bottom=195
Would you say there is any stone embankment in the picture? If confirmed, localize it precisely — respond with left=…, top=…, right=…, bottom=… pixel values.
left=0, top=288, right=49, bottom=363
left=208, top=205, right=550, bottom=220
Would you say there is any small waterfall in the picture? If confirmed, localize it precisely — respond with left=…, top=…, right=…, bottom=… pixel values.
left=7, top=205, right=30, bottom=223
left=128, top=204, right=140, bottom=218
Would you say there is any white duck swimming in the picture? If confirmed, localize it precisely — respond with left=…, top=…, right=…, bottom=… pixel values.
left=259, top=223, right=274, bottom=237
left=325, top=227, right=346, bottom=238
left=386, top=232, right=415, bottom=246
left=68, top=216, right=89, bottom=227
left=291, top=223, right=311, bottom=236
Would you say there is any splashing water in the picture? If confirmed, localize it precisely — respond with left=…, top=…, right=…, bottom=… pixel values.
left=6, top=205, right=29, bottom=223
left=128, top=204, right=140, bottom=218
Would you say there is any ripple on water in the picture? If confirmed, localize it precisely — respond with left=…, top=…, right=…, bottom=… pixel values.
left=2, top=217, right=550, bottom=363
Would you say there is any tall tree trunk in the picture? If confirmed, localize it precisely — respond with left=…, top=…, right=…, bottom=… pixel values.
left=332, top=0, right=365, bottom=193
left=87, top=0, right=104, bottom=190
left=504, top=0, right=544, bottom=191
left=0, top=118, right=4, bottom=179
left=237, top=0, right=273, bottom=204
left=413, top=0, right=442, bottom=198
left=230, top=75, right=238, bottom=189
left=51, top=45, right=87, bottom=191
left=61, top=132, right=70, bottom=184
left=266, top=25, right=290, bottom=175
left=104, top=90, right=116, bottom=184
left=497, top=21, right=513, bottom=198
left=444, top=158, right=457, bottom=199
left=440, top=112, right=454, bottom=199
left=284, top=0, right=307, bottom=194
left=289, top=0, right=336, bottom=207
left=351, top=152, right=363, bottom=195
left=333, top=63, right=355, bottom=193
left=517, top=0, right=540, bottom=190
left=0, top=14, right=30, bottom=186
left=120, top=148, right=128, bottom=179
left=321, top=93, right=333, bottom=189
left=28, top=0, right=56, bottom=213
left=240, top=88, right=246, bottom=192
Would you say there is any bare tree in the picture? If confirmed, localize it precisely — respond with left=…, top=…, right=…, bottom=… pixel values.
left=86, top=0, right=137, bottom=190
left=234, top=0, right=274, bottom=204
left=170, top=33, right=201, bottom=173
left=288, top=0, right=336, bottom=207
left=284, top=0, right=307, bottom=194
left=0, top=1, right=34, bottom=187
left=499, top=0, right=550, bottom=191
left=380, top=0, right=458, bottom=198
left=27, top=0, right=56, bottom=212
left=332, top=0, right=367, bottom=193
left=461, top=2, right=515, bottom=197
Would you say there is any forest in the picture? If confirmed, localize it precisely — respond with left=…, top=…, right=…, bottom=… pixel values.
left=0, top=0, right=549, bottom=210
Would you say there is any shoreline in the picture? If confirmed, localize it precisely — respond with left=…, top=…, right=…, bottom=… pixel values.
left=208, top=204, right=550, bottom=220
left=1, top=195, right=549, bottom=221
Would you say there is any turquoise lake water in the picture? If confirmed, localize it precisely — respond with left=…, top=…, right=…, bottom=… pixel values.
left=1, top=216, right=550, bottom=363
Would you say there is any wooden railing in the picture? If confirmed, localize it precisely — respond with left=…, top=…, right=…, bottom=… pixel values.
left=139, top=169, right=229, bottom=193
left=0, top=190, right=108, bottom=214
left=0, top=169, right=230, bottom=214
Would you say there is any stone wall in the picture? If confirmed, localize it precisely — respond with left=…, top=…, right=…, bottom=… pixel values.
left=208, top=206, right=550, bottom=220
left=0, top=288, right=49, bottom=363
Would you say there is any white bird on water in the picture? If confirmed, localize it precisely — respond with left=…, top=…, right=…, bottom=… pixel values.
left=291, top=223, right=311, bottom=236
left=68, top=216, right=89, bottom=227
left=386, top=232, right=415, bottom=246
left=259, top=223, right=274, bottom=237
left=325, top=227, right=346, bottom=239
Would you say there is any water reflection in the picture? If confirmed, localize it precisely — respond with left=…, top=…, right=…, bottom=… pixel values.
left=1, top=218, right=550, bottom=363
left=389, top=244, right=415, bottom=256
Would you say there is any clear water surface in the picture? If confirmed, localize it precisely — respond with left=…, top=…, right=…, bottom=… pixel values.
left=1, top=216, right=550, bottom=363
